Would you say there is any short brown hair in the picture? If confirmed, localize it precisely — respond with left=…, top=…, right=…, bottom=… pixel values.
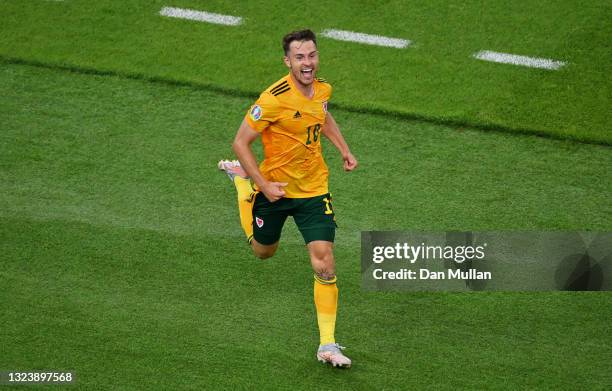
left=282, top=29, right=317, bottom=55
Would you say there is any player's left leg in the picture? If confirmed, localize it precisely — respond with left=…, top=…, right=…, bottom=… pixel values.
left=309, top=240, right=338, bottom=345
left=308, top=241, right=351, bottom=368
left=294, top=193, right=351, bottom=368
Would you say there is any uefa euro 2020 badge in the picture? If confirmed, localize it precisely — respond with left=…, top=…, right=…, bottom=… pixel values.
left=250, top=105, right=262, bottom=121
left=322, top=101, right=328, bottom=113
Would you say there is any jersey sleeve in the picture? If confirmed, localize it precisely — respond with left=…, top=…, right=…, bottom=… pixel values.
left=245, top=92, right=280, bottom=133
left=324, top=82, right=332, bottom=102
left=316, top=78, right=333, bottom=105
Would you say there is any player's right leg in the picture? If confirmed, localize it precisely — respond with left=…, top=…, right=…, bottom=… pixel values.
left=250, top=192, right=289, bottom=259
left=218, top=159, right=255, bottom=243
left=218, top=159, right=284, bottom=259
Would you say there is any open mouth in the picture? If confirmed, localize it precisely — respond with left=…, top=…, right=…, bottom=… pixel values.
left=301, top=68, right=313, bottom=78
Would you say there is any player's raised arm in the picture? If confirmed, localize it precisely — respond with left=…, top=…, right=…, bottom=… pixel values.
left=321, top=111, right=358, bottom=172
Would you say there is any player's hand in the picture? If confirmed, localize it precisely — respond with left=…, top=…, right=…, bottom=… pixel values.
left=260, top=181, right=288, bottom=202
left=343, top=152, right=358, bottom=171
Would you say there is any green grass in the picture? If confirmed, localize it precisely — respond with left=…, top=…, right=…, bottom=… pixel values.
left=1, top=62, right=611, bottom=389
left=0, top=0, right=610, bottom=143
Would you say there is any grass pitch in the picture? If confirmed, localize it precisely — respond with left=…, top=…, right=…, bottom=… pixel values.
left=1, top=62, right=611, bottom=389
left=0, top=0, right=610, bottom=143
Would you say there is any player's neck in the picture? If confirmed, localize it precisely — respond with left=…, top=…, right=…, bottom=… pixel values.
left=289, top=73, right=314, bottom=99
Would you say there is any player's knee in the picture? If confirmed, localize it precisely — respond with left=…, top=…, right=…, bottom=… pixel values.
left=311, top=252, right=335, bottom=275
left=254, top=249, right=275, bottom=259
left=251, top=241, right=278, bottom=259
left=313, top=248, right=334, bottom=264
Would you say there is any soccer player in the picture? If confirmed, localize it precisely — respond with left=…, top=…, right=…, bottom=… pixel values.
left=218, top=29, right=357, bottom=368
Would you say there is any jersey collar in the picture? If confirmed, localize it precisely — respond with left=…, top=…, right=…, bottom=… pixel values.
left=287, top=72, right=316, bottom=100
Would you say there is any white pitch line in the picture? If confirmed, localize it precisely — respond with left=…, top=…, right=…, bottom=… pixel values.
left=321, top=29, right=410, bottom=49
left=159, top=6, right=242, bottom=26
left=473, top=50, right=566, bottom=70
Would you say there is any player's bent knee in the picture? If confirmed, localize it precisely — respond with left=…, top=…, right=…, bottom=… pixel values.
left=255, top=250, right=274, bottom=260
left=251, top=240, right=278, bottom=260
left=253, top=247, right=276, bottom=259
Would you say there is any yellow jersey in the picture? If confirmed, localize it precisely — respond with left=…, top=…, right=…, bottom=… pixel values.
left=245, top=74, right=332, bottom=198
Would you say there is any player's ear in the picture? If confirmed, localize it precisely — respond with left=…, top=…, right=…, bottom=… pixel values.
left=283, top=56, right=291, bottom=68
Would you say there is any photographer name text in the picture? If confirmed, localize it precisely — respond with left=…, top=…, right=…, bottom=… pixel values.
left=371, top=242, right=491, bottom=281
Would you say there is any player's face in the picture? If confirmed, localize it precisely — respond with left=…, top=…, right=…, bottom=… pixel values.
left=284, top=40, right=319, bottom=87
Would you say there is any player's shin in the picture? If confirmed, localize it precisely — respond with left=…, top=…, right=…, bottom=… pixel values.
left=314, top=273, right=338, bottom=345
left=234, top=177, right=255, bottom=243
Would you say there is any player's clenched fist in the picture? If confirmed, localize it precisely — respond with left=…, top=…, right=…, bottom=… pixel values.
left=343, top=152, right=358, bottom=172
left=260, top=181, right=288, bottom=202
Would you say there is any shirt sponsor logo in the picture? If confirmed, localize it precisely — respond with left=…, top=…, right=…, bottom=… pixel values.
left=322, top=101, right=328, bottom=113
left=256, top=217, right=264, bottom=228
left=250, top=105, right=262, bottom=121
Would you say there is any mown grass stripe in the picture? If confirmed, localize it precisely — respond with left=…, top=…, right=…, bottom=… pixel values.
left=1, top=55, right=608, bottom=147
left=159, top=6, right=242, bottom=26
left=473, top=50, right=566, bottom=70
left=320, top=29, right=411, bottom=49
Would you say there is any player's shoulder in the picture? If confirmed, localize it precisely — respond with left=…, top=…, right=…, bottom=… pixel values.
left=263, top=75, right=292, bottom=98
left=254, top=76, right=290, bottom=109
left=315, top=76, right=332, bottom=98
left=315, top=76, right=331, bottom=85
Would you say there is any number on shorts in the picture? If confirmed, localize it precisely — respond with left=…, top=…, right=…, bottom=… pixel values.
left=323, top=196, right=333, bottom=215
